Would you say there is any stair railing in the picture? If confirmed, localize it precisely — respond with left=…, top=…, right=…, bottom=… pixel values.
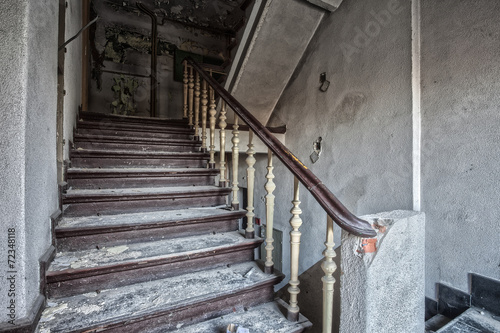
left=183, top=57, right=376, bottom=333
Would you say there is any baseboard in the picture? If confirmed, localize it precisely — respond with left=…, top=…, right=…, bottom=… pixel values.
left=425, top=297, right=438, bottom=321
left=470, top=273, right=500, bottom=316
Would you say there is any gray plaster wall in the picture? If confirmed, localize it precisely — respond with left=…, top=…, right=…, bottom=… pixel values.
left=0, top=0, right=59, bottom=324
left=254, top=0, right=413, bottom=289
left=421, top=0, right=500, bottom=298
left=63, top=0, right=83, bottom=160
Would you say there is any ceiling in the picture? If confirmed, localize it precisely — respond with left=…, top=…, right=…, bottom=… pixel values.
left=100, top=0, right=250, bottom=34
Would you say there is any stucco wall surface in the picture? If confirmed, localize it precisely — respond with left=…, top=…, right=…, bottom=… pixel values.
left=255, top=0, right=413, bottom=285
left=0, top=0, right=59, bottom=324
left=24, top=0, right=59, bottom=321
left=421, top=0, right=500, bottom=298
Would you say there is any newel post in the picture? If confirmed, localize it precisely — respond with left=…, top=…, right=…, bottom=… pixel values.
left=288, top=177, right=303, bottom=321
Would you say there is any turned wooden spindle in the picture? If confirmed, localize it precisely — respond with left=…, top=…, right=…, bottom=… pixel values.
left=231, top=115, right=240, bottom=210
left=219, top=101, right=227, bottom=187
left=188, top=66, right=194, bottom=126
left=264, top=149, right=276, bottom=274
left=288, top=177, right=303, bottom=322
left=245, top=130, right=256, bottom=239
left=200, top=80, right=208, bottom=152
left=194, top=72, right=200, bottom=140
left=208, top=83, right=217, bottom=169
left=321, top=215, right=337, bottom=333
left=182, top=61, right=188, bottom=119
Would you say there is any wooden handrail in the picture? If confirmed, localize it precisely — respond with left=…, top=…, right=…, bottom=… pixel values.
left=186, top=57, right=376, bottom=238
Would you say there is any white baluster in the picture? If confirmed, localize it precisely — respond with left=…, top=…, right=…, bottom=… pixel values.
left=194, top=72, right=200, bottom=140
left=208, top=84, right=217, bottom=168
left=188, top=66, right=194, bottom=126
left=288, top=177, right=302, bottom=322
left=321, top=215, right=337, bottom=333
left=231, top=115, right=240, bottom=209
left=219, top=101, right=227, bottom=187
left=200, top=80, right=208, bottom=152
left=264, top=149, right=275, bottom=274
left=245, top=130, right=256, bottom=239
left=182, top=61, right=188, bottom=119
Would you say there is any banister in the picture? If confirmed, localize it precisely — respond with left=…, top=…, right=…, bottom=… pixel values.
left=186, top=57, right=376, bottom=238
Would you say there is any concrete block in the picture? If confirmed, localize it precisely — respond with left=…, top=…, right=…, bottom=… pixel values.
left=340, top=210, right=425, bottom=333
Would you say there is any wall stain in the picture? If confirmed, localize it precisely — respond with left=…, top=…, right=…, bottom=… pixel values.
left=333, top=92, right=367, bottom=127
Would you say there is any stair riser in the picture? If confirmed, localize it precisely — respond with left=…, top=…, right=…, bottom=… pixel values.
left=47, top=246, right=257, bottom=298
left=68, top=175, right=216, bottom=189
left=78, top=113, right=190, bottom=128
left=106, top=287, right=276, bottom=333
left=56, top=219, right=239, bottom=251
left=77, top=128, right=193, bottom=140
left=74, top=141, right=200, bottom=152
left=77, top=121, right=193, bottom=134
left=70, top=157, right=207, bottom=168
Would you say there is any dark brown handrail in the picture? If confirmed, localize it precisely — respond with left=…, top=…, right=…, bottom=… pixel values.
left=186, top=57, right=376, bottom=238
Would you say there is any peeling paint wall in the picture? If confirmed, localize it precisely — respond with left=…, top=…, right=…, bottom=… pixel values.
left=88, top=0, right=238, bottom=118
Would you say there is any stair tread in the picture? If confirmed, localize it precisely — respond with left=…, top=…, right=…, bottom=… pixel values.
left=48, top=231, right=258, bottom=274
left=163, top=300, right=310, bottom=333
left=57, top=208, right=244, bottom=230
left=79, top=111, right=189, bottom=125
left=67, top=167, right=218, bottom=175
left=437, top=308, right=500, bottom=333
left=74, top=133, right=199, bottom=144
left=71, top=148, right=208, bottom=156
left=38, top=262, right=277, bottom=333
left=64, top=185, right=230, bottom=198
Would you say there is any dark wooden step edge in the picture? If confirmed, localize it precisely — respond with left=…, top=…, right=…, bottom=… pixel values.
left=62, top=271, right=283, bottom=333
left=69, top=149, right=209, bottom=160
left=73, top=134, right=200, bottom=146
left=77, top=121, right=193, bottom=134
left=55, top=210, right=246, bottom=238
left=63, top=188, right=232, bottom=204
left=66, top=168, right=219, bottom=179
left=46, top=238, right=263, bottom=284
left=79, top=111, right=189, bottom=127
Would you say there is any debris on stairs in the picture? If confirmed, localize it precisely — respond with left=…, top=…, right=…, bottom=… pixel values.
left=36, top=112, right=310, bottom=332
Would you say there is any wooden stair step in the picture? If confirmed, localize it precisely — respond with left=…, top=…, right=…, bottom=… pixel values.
left=79, top=111, right=190, bottom=128
left=162, top=300, right=311, bottom=333
left=70, top=149, right=209, bottom=168
left=76, top=127, right=193, bottom=140
left=39, top=262, right=282, bottom=332
left=47, top=231, right=262, bottom=298
left=67, top=167, right=218, bottom=189
left=77, top=120, right=194, bottom=134
left=55, top=208, right=246, bottom=250
left=62, top=185, right=231, bottom=216
left=73, top=137, right=200, bottom=152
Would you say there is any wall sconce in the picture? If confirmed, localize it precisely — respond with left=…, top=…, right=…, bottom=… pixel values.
left=319, top=72, right=330, bottom=92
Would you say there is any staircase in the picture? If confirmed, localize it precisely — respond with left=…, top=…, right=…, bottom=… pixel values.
left=36, top=112, right=311, bottom=332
